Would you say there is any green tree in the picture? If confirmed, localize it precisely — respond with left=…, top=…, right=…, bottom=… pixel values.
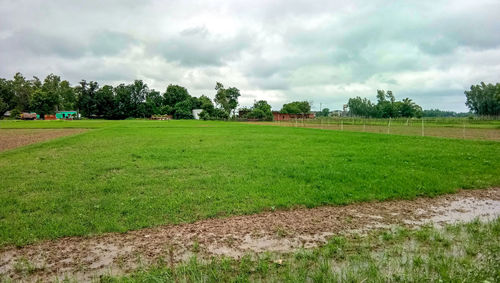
left=163, top=84, right=190, bottom=107
left=0, top=78, right=15, bottom=111
left=348, top=97, right=375, bottom=117
left=465, top=82, right=500, bottom=116
left=400, top=98, right=422, bottom=118
left=95, top=85, right=115, bottom=118
left=214, top=82, right=241, bottom=117
left=59, top=81, right=76, bottom=110
left=12, top=73, right=35, bottom=112
left=144, top=90, right=163, bottom=116
left=174, top=100, right=193, bottom=119
left=247, top=100, right=273, bottom=120
left=130, top=80, right=149, bottom=117
left=76, top=80, right=99, bottom=118
left=114, top=84, right=133, bottom=119
left=281, top=101, right=311, bottom=114
left=0, top=97, right=8, bottom=117
left=30, top=89, right=59, bottom=117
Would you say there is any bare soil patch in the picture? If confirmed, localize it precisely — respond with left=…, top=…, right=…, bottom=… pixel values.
left=1, top=188, right=499, bottom=282
left=0, top=129, right=86, bottom=152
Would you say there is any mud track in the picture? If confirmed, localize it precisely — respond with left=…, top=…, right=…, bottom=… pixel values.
left=1, top=188, right=499, bottom=282
left=0, top=129, right=86, bottom=152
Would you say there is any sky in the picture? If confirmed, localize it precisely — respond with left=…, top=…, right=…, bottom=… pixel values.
left=1, top=0, right=499, bottom=112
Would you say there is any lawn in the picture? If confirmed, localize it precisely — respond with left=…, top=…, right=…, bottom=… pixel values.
left=0, top=120, right=499, bottom=246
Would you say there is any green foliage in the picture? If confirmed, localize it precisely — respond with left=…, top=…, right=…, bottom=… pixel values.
left=9, top=109, right=21, bottom=119
left=247, top=100, right=273, bottom=120
left=465, top=82, right=500, bottom=115
left=29, top=89, right=59, bottom=117
left=163, top=84, right=190, bottom=107
left=214, top=82, right=240, bottom=117
left=174, top=100, right=194, bottom=119
left=422, top=109, right=469, bottom=117
left=280, top=101, right=311, bottom=114
left=0, top=97, right=8, bottom=117
left=316, top=108, right=330, bottom=117
left=0, top=78, right=15, bottom=111
left=95, top=85, right=116, bottom=119
left=0, top=120, right=498, bottom=246
left=76, top=80, right=99, bottom=118
left=347, top=90, right=422, bottom=118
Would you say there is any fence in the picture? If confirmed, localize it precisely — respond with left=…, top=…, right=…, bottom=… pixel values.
left=263, top=117, right=500, bottom=141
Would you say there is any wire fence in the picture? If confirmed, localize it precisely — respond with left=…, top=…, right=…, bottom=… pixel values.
left=249, top=117, right=500, bottom=141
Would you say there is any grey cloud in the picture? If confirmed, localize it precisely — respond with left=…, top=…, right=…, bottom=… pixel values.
left=153, top=27, right=253, bottom=67
left=1, top=0, right=499, bottom=112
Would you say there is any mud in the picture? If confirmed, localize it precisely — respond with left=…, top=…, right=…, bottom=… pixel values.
left=0, top=129, right=86, bottom=151
left=1, top=188, right=499, bottom=282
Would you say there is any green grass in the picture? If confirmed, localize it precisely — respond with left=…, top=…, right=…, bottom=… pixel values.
left=0, top=120, right=499, bottom=246
left=101, top=218, right=500, bottom=282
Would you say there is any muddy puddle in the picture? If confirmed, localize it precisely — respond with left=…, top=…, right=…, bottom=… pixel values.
left=1, top=188, right=499, bottom=282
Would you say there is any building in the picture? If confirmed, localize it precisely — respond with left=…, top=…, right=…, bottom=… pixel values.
left=192, top=109, right=203, bottom=120
left=272, top=111, right=315, bottom=121
left=56, top=111, right=78, bottom=119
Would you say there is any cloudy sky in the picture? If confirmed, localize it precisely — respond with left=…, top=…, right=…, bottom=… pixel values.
left=1, top=0, right=499, bottom=111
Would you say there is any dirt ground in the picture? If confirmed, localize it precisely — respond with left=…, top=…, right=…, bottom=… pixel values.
left=0, top=188, right=499, bottom=282
left=0, top=129, right=86, bottom=152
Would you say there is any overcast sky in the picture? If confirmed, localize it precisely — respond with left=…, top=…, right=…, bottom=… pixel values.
left=1, top=0, right=499, bottom=111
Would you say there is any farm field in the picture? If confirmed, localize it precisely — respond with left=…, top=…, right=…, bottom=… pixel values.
left=250, top=117, right=500, bottom=141
left=1, top=120, right=499, bottom=245
left=0, top=119, right=499, bottom=281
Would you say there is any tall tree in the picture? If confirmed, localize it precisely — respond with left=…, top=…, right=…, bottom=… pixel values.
left=0, top=78, right=15, bottom=111
left=114, top=83, right=133, bottom=119
left=12, top=73, right=35, bottom=112
left=163, top=84, right=190, bottom=107
left=76, top=80, right=99, bottom=118
left=465, top=82, right=500, bottom=116
left=214, top=82, right=241, bottom=116
left=129, top=80, right=148, bottom=117
left=95, top=85, right=116, bottom=118
left=144, top=90, right=163, bottom=116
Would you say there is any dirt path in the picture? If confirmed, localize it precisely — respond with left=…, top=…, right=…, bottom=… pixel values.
left=0, top=129, right=86, bottom=152
left=1, top=188, right=499, bottom=282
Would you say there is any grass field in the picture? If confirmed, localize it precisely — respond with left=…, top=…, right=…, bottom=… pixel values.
left=0, top=120, right=499, bottom=247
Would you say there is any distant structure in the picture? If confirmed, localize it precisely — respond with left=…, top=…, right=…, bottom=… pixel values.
left=192, top=109, right=203, bottom=120
left=56, top=111, right=79, bottom=119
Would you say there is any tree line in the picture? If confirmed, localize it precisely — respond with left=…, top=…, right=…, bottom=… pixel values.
left=347, top=90, right=423, bottom=118
left=0, top=73, right=242, bottom=120
left=465, top=82, right=500, bottom=116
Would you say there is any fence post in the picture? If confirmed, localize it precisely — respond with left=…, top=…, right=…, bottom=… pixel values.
left=421, top=118, right=424, bottom=137
left=341, top=119, right=344, bottom=131
left=388, top=118, right=391, bottom=134
left=463, top=120, right=466, bottom=139
left=363, top=120, right=366, bottom=132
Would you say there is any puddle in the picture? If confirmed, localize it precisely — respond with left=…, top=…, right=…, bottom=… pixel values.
left=405, top=197, right=500, bottom=225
